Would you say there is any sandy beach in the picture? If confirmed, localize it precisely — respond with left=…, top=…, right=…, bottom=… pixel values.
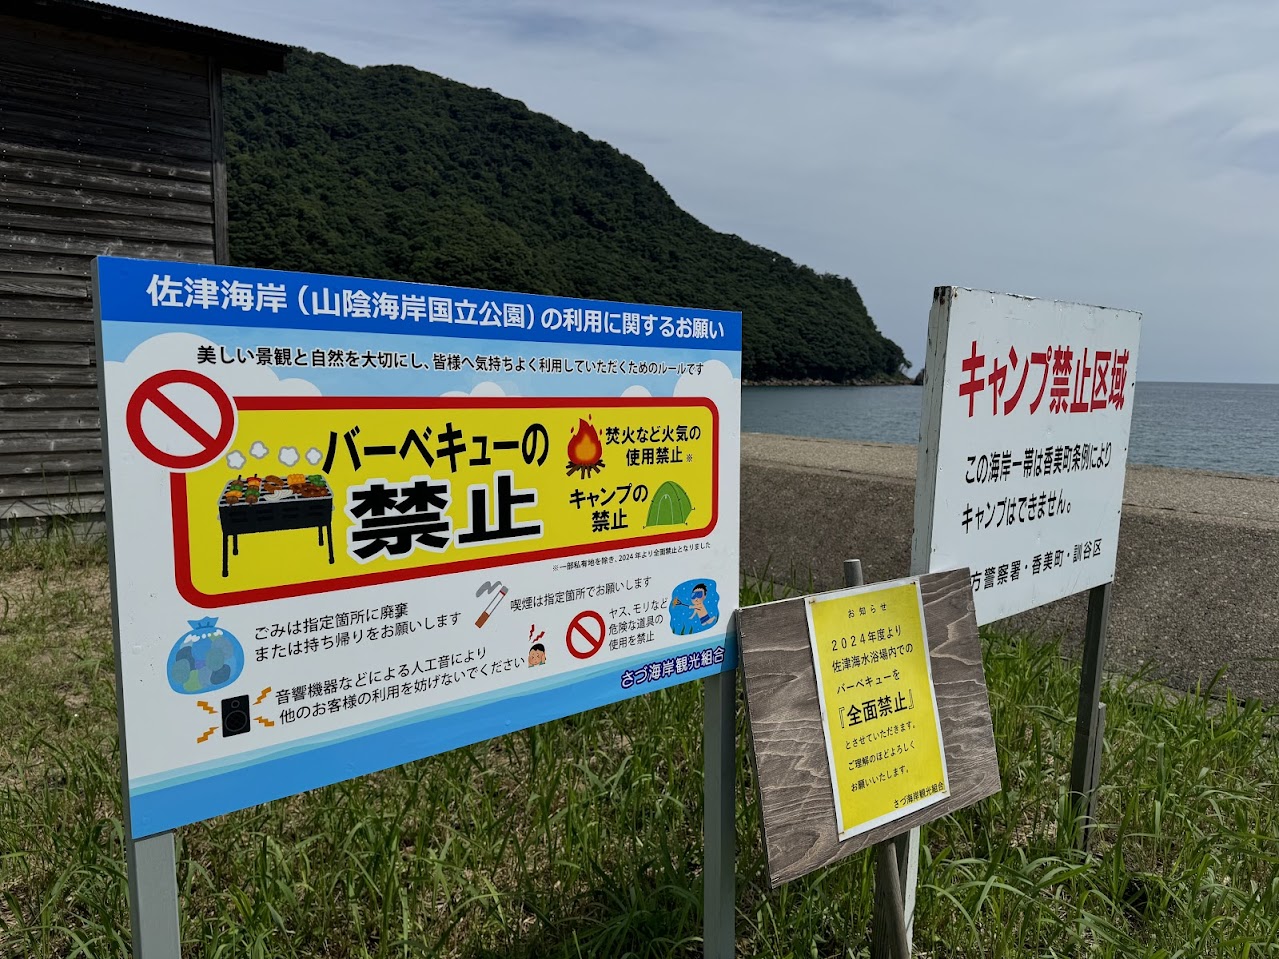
left=742, top=432, right=1279, bottom=702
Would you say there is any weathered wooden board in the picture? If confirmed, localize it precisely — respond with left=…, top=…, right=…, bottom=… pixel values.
left=1, top=492, right=105, bottom=520
left=0, top=85, right=212, bottom=140
left=0, top=430, right=101, bottom=454
left=0, top=297, right=96, bottom=322
left=0, top=227, right=214, bottom=261
left=738, top=567, right=1001, bottom=887
left=0, top=17, right=213, bottom=77
left=0, top=88, right=211, bottom=142
left=0, top=14, right=223, bottom=520
left=0, top=181, right=213, bottom=224
left=0, top=340, right=94, bottom=366
left=0, top=159, right=213, bottom=202
left=0, top=408, right=100, bottom=431
left=0, top=272, right=87, bottom=299
left=210, top=60, right=230, bottom=266
left=0, top=30, right=211, bottom=96
left=0, top=141, right=213, bottom=184
left=0, top=388, right=101, bottom=410
left=0, top=477, right=103, bottom=502
left=0, top=109, right=215, bottom=165
left=0, top=250, right=94, bottom=278
left=0, top=449, right=102, bottom=477
left=0, top=63, right=210, bottom=121
left=0, top=206, right=214, bottom=246
left=0, top=364, right=98, bottom=388
left=0, top=318, right=96, bottom=343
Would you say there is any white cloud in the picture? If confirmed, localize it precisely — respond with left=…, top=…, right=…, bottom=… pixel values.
left=621, top=384, right=651, bottom=397
left=674, top=358, right=737, bottom=397
left=105, top=332, right=320, bottom=399
left=120, top=0, right=1279, bottom=382
left=278, top=446, right=300, bottom=467
left=103, top=332, right=318, bottom=468
left=306, top=447, right=324, bottom=465
left=441, top=380, right=508, bottom=397
left=250, top=441, right=269, bottom=459
left=99, top=330, right=323, bottom=580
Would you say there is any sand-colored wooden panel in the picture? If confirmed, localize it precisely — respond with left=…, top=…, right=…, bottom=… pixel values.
left=738, top=567, right=1001, bottom=887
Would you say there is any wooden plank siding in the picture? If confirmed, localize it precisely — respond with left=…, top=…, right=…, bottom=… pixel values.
left=0, top=16, right=224, bottom=521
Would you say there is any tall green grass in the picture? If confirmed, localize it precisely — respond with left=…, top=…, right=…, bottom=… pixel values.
left=2, top=548, right=1276, bottom=957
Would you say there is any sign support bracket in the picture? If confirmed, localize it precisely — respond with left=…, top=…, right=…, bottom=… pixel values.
left=1068, top=581, right=1112, bottom=850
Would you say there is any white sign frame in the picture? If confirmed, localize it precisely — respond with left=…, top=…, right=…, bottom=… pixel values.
left=912, top=286, right=1141, bottom=625
left=94, top=255, right=743, bottom=839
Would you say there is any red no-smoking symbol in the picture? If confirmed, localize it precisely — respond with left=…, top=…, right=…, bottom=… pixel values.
left=566, top=610, right=606, bottom=660
left=125, top=370, right=236, bottom=471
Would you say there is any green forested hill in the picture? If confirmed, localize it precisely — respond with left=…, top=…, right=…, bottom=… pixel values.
left=224, top=50, right=907, bottom=382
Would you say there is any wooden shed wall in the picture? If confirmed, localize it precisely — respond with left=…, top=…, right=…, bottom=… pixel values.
left=0, top=15, right=226, bottom=521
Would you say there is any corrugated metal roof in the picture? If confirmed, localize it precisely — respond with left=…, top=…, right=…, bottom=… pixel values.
left=13, top=0, right=290, bottom=74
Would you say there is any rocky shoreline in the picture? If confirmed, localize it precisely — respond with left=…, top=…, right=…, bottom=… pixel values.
left=742, top=375, right=915, bottom=388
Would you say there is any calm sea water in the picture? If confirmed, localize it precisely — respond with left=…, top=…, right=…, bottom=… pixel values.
left=742, top=382, right=1279, bottom=477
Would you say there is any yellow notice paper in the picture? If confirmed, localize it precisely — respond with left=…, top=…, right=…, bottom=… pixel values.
left=805, top=578, right=950, bottom=841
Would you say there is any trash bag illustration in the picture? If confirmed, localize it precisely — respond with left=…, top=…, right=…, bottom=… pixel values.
left=646, top=481, right=693, bottom=527
left=167, top=617, right=245, bottom=695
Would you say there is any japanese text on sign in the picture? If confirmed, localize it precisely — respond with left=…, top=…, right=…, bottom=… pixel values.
left=97, top=255, right=743, bottom=840
left=142, top=271, right=728, bottom=343
left=958, top=341, right=1132, bottom=418
left=915, top=288, right=1141, bottom=626
left=175, top=397, right=718, bottom=607
left=806, top=579, right=950, bottom=840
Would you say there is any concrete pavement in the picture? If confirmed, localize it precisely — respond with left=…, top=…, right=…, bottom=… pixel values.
left=741, top=432, right=1279, bottom=702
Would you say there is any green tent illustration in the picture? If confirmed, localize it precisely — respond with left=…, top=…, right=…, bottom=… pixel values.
left=646, top=481, right=693, bottom=527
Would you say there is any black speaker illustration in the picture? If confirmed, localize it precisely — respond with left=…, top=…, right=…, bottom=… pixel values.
left=221, top=694, right=251, bottom=738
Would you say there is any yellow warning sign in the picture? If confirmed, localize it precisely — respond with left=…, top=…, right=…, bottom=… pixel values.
left=805, top=578, right=950, bottom=840
left=171, top=397, right=717, bottom=607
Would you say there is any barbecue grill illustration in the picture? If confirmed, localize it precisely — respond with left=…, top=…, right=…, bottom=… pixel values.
left=218, top=472, right=336, bottom=577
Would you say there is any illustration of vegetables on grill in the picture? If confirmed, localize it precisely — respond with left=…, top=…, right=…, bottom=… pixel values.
left=219, top=470, right=335, bottom=577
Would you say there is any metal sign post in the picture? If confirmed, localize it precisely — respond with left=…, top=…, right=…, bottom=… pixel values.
left=102, top=312, right=183, bottom=959
left=1068, top=582, right=1113, bottom=850
left=703, top=663, right=737, bottom=958
left=125, top=831, right=182, bottom=958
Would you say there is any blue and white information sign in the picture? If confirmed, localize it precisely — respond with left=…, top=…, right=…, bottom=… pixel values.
left=96, top=256, right=741, bottom=837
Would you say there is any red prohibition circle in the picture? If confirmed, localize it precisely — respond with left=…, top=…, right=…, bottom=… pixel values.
left=566, top=610, right=607, bottom=660
left=125, top=370, right=236, bottom=471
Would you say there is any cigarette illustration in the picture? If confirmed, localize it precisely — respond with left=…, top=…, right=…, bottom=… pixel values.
left=475, top=580, right=508, bottom=628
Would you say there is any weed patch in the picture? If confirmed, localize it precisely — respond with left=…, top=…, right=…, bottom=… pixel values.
left=1, top=558, right=1275, bottom=956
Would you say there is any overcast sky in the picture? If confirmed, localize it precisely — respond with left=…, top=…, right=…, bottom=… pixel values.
left=127, top=0, right=1279, bottom=382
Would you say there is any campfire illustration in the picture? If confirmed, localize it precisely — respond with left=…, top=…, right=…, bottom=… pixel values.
left=566, top=417, right=605, bottom=478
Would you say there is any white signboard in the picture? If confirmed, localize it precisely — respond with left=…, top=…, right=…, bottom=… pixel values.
left=912, top=287, right=1141, bottom=625
left=95, top=256, right=741, bottom=838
